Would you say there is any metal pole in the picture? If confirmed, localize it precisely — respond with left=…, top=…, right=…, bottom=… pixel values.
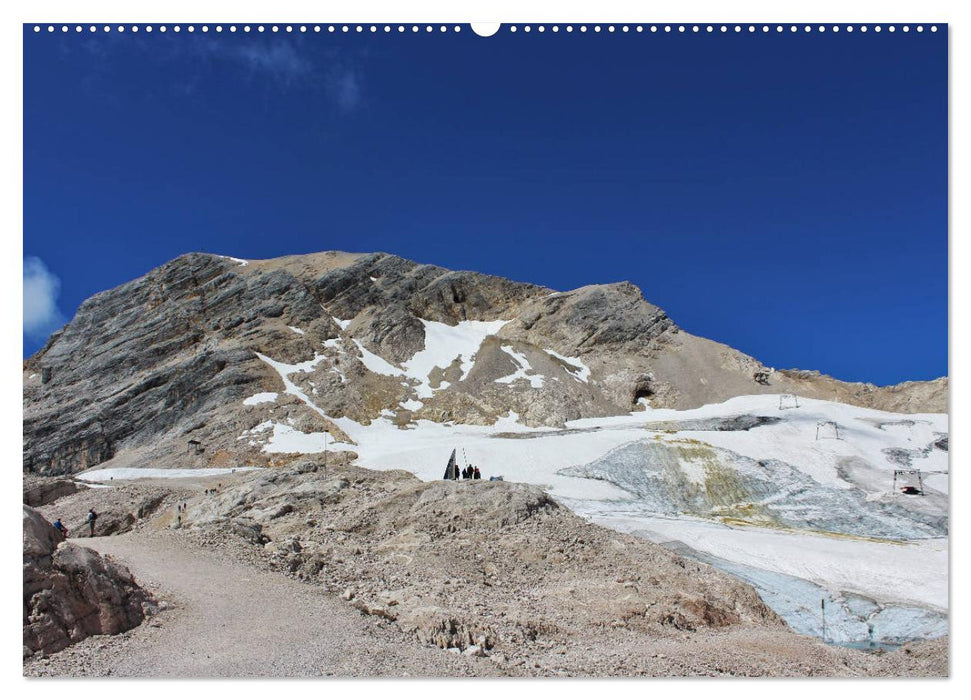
left=821, top=598, right=826, bottom=642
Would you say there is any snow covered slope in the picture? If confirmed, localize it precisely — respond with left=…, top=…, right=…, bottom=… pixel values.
left=247, top=356, right=950, bottom=645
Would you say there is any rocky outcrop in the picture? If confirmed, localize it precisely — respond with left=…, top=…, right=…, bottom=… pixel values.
left=502, top=282, right=674, bottom=354
left=177, top=463, right=780, bottom=655
left=23, top=477, right=85, bottom=507
left=23, top=250, right=947, bottom=476
left=23, top=506, right=154, bottom=656
left=34, top=482, right=188, bottom=540
left=776, top=371, right=948, bottom=415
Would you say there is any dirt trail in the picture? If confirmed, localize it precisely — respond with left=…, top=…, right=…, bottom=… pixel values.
left=41, top=530, right=476, bottom=678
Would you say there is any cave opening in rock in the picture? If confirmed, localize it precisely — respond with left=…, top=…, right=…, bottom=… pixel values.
left=632, top=383, right=655, bottom=409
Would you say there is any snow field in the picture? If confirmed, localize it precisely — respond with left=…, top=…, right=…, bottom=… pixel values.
left=585, top=512, right=947, bottom=611
left=78, top=467, right=264, bottom=482
left=262, top=423, right=354, bottom=454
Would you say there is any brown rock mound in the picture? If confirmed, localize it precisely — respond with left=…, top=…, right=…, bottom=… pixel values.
left=178, top=464, right=779, bottom=658
left=23, top=506, right=155, bottom=657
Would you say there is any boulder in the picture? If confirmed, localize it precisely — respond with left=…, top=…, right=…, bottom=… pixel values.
left=23, top=505, right=154, bottom=656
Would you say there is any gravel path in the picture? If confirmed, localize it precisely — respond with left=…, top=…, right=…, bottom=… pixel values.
left=26, top=530, right=483, bottom=678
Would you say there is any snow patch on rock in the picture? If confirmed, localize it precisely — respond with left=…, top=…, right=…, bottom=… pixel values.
left=403, top=319, right=510, bottom=398
left=545, top=348, right=591, bottom=383
left=243, top=392, right=278, bottom=406
left=352, top=340, right=407, bottom=377
left=262, top=422, right=354, bottom=454
left=496, top=345, right=544, bottom=388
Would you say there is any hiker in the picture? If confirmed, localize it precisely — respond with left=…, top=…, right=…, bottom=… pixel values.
left=86, top=508, right=98, bottom=537
left=463, top=466, right=472, bottom=480
left=53, top=519, right=68, bottom=536
left=473, top=466, right=481, bottom=480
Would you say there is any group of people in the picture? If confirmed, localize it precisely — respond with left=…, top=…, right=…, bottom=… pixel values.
left=52, top=509, right=98, bottom=538
left=443, top=450, right=486, bottom=481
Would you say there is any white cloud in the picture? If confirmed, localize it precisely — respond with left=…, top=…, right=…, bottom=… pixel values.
left=232, top=42, right=311, bottom=83
left=23, top=257, right=65, bottom=338
left=203, top=40, right=364, bottom=111
left=327, top=68, right=362, bottom=113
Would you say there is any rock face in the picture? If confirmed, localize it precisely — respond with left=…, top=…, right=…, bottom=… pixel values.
left=23, top=477, right=85, bottom=507
left=23, top=250, right=947, bottom=477
left=34, top=482, right=178, bottom=538
left=23, top=506, right=154, bottom=656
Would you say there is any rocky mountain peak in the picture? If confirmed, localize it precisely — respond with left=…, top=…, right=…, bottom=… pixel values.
left=23, top=250, right=946, bottom=477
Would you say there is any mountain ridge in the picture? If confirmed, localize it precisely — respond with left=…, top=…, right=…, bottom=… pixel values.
left=23, top=250, right=947, bottom=477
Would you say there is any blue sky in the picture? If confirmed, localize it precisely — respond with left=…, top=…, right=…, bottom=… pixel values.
left=23, top=25, right=947, bottom=384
